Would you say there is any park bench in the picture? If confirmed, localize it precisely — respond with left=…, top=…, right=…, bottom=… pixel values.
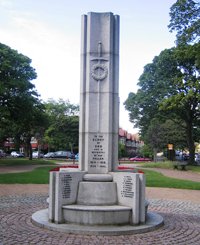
left=173, top=161, right=188, bottom=171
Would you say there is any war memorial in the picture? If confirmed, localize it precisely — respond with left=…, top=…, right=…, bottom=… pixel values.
left=32, top=12, right=163, bottom=235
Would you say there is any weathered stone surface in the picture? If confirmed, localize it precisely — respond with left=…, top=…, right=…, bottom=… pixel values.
left=111, top=172, right=141, bottom=225
left=79, top=12, right=120, bottom=173
left=77, top=182, right=117, bottom=205
left=53, top=171, right=85, bottom=223
left=83, top=173, right=113, bottom=181
left=45, top=12, right=149, bottom=232
left=62, top=205, right=131, bottom=225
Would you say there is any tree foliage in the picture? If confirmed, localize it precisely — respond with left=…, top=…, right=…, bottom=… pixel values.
left=124, top=48, right=180, bottom=136
left=118, top=142, right=127, bottom=159
left=44, top=99, right=79, bottom=152
left=124, top=44, right=200, bottom=163
left=0, top=43, right=47, bottom=158
left=168, top=0, right=200, bottom=44
left=124, top=0, right=200, bottom=164
left=144, top=118, right=186, bottom=161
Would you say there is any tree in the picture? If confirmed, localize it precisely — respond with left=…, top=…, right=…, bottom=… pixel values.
left=144, top=118, right=186, bottom=161
left=168, top=0, right=200, bottom=45
left=124, top=48, right=180, bottom=137
left=160, top=44, right=200, bottom=164
left=118, top=142, right=127, bottom=159
left=124, top=0, right=200, bottom=164
left=144, top=119, right=166, bottom=161
left=44, top=99, right=79, bottom=152
left=124, top=45, right=200, bottom=164
left=0, top=43, right=46, bottom=158
left=161, top=119, right=187, bottom=150
left=0, top=43, right=37, bottom=114
left=138, top=144, right=153, bottom=159
left=21, top=102, right=48, bottom=159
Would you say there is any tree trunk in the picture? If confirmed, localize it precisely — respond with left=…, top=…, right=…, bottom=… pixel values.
left=186, top=122, right=195, bottom=165
left=14, top=133, right=21, bottom=151
left=25, top=135, right=32, bottom=160
left=153, top=148, right=158, bottom=162
left=29, top=142, right=32, bottom=160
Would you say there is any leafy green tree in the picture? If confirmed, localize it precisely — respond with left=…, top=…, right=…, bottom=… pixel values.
left=125, top=45, right=200, bottom=164
left=0, top=43, right=37, bottom=112
left=144, top=119, right=166, bottom=161
left=44, top=99, right=79, bottom=152
left=161, top=119, right=187, bottom=150
left=0, top=43, right=35, bottom=143
left=144, top=118, right=186, bottom=161
left=118, top=142, right=127, bottom=159
left=22, top=102, right=48, bottom=159
left=168, top=0, right=200, bottom=44
left=138, top=144, right=153, bottom=159
left=125, top=0, right=200, bottom=164
left=0, top=43, right=46, bottom=158
left=160, top=44, right=200, bottom=164
left=124, top=48, right=180, bottom=137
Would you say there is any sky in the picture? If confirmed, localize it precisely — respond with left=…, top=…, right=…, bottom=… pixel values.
left=0, top=0, right=177, bottom=134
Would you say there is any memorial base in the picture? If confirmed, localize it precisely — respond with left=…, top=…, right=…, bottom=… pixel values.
left=32, top=209, right=164, bottom=235
left=32, top=170, right=164, bottom=234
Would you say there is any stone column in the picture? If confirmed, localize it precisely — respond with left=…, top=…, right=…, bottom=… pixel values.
left=79, top=12, right=120, bottom=174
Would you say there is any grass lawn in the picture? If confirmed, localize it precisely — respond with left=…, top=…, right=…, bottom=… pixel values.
left=0, top=158, right=56, bottom=184
left=0, top=165, right=200, bottom=190
left=0, top=159, right=200, bottom=189
left=144, top=169, right=200, bottom=190
left=142, top=161, right=200, bottom=173
left=126, top=160, right=200, bottom=173
left=0, top=158, right=57, bottom=166
left=0, top=166, right=53, bottom=184
left=141, top=161, right=174, bottom=169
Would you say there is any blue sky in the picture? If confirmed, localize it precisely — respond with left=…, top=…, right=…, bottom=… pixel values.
left=0, top=0, right=177, bottom=133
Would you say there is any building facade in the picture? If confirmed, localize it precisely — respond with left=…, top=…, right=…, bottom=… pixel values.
left=119, top=128, right=143, bottom=157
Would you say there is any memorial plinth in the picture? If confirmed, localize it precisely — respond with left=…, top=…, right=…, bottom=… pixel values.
left=32, top=12, right=163, bottom=235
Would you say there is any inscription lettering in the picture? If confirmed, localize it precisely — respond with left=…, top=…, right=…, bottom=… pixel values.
left=121, top=176, right=134, bottom=198
left=89, top=134, right=106, bottom=169
left=61, top=174, right=72, bottom=199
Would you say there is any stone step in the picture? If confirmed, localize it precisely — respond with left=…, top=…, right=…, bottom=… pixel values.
left=77, top=181, right=117, bottom=205
left=62, top=204, right=132, bottom=225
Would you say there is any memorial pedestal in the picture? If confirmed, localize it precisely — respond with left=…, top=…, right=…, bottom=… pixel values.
left=47, top=170, right=148, bottom=226
left=32, top=170, right=164, bottom=235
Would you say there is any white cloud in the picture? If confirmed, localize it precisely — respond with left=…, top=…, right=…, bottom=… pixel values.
left=0, top=0, right=13, bottom=8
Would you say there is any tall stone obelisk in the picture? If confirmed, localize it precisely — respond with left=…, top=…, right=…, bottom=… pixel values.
left=33, top=12, right=163, bottom=233
left=79, top=12, right=120, bottom=174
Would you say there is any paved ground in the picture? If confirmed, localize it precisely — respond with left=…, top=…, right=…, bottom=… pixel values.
left=0, top=164, right=200, bottom=244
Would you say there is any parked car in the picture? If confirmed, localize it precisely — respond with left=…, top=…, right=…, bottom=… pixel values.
left=10, top=151, right=24, bottom=158
left=32, top=151, right=44, bottom=158
left=70, top=153, right=75, bottom=159
left=54, top=151, right=73, bottom=159
left=75, top=153, right=79, bottom=160
left=44, top=152, right=56, bottom=158
left=195, top=153, right=200, bottom=165
left=182, top=153, right=189, bottom=161
left=129, top=156, right=151, bottom=162
left=0, top=149, right=6, bottom=158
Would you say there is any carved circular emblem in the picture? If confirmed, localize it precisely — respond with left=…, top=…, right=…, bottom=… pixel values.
left=91, top=63, right=108, bottom=81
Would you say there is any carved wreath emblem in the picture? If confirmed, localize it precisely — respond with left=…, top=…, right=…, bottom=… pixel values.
left=91, top=63, right=108, bottom=81
left=91, top=41, right=108, bottom=81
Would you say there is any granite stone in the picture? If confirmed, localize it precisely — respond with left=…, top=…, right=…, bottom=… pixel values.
left=79, top=12, right=120, bottom=173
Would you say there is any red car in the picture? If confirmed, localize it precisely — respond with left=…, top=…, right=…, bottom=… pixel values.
left=129, top=157, right=151, bottom=162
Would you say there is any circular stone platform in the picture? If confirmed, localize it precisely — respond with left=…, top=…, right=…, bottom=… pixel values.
left=32, top=209, right=164, bottom=235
